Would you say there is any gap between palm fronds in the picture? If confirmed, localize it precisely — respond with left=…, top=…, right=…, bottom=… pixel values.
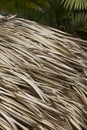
left=0, top=16, right=87, bottom=130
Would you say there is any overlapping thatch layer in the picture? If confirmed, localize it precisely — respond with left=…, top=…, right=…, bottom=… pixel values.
left=0, top=17, right=87, bottom=130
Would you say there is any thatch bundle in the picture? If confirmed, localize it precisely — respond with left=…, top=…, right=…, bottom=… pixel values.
left=0, top=16, right=87, bottom=130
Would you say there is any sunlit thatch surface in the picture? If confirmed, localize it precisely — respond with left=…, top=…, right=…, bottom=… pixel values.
left=0, top=17, right=87, bottom=130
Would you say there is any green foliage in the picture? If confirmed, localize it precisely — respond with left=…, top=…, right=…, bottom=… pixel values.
left=61, top=0, right=87, bottom=10
left=59, top=0, right=87, bottom=39
left=0, top=0, right=43, bottom=12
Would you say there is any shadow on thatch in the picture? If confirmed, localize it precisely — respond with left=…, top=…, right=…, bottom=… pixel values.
left=0, top=16, right=87, bottom=130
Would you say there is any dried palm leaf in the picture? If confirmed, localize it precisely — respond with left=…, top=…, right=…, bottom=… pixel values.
left=0, top=15, right=87, bottom=130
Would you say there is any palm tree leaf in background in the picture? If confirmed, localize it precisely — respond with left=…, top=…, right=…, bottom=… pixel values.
left=72, top=12, right=87, bottom=25
left=61, top=0, right=87, bottom=10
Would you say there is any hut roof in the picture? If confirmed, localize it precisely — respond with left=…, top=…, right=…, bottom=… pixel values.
left=0, top=16, right=87, bottom=130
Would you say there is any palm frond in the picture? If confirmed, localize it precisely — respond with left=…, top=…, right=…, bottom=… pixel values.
left=72, top=12, right=87, bottom=25
left=61, top=0, right=87, bottom=10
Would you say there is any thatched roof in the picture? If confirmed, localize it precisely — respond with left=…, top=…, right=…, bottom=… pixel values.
left=0, top=16, right=87, bottom=130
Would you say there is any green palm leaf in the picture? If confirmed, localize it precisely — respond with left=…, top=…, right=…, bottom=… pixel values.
left=61, top=0, right=87, bottom=10
left=72, top=12, right=87, bottom=25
